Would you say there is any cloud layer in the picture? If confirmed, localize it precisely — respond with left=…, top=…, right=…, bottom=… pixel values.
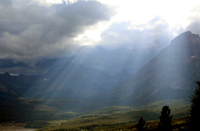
left=0, top=0, right=200, bottom=67
left=0, top=0, right=114, bottom=65
left=97, top=17, right=184, bottom=51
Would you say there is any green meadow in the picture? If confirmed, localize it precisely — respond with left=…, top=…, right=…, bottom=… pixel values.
left=28, top=99, right=190, bottom=130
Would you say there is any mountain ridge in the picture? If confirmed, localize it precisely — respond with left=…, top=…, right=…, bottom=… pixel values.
left=23, top=61, right=132, bottom=99
left=109, top=31, right=200, bottom=104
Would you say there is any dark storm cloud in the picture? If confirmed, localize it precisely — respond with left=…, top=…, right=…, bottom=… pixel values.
left=0, top=0, right=114, bottom=65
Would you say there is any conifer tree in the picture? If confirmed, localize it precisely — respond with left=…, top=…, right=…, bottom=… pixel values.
left=158, top=106, right=173, bottom=131
left=188, top=81, right=200, bottom=130
left=135, top=117, right=146, bottom=131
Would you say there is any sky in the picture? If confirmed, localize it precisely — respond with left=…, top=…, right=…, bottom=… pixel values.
left=0, top=0, right=200, bottom=65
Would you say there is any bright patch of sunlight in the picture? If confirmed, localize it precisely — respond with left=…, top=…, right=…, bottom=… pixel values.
left=98, top=0, right=200, bottom=28
left=45, top=0, right=62, bottom=4
left=73, top=22, right=110, bottom=46
left=35, top=0, right=81, bottom=6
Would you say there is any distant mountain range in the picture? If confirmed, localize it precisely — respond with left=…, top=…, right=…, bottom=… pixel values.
left=0, top=73, right=40, bottom=122
left=0, top=31, right=200, bottom=120
left=71, top=45, right=158, bottom=74
left=109, top=31, right=200, bottom=104
left=0, top=72, right=38, bottom=96
left=0, top=61, right=132, bottom=119
left=24, top=62, right=131, bottom=99
left=1, top=31, right=200, bottom=103
left=0, top=44, right=159, bottom=75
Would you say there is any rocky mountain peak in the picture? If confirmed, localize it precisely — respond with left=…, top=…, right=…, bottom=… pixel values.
left=163, top=31, right=200, bottom=63
left=109, top=31, right=200, bottom=103
left=171, top=31, right=200, bottom=45
left=4, top=72, right=11, bottom=77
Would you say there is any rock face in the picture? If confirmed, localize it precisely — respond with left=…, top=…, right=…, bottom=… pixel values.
left=109, top=31, right=200, bottom=104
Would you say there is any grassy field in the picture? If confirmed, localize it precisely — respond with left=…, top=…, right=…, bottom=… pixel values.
left=0, top=123, right=36, bottom=131
left=36, top=99, right=190, bottom=130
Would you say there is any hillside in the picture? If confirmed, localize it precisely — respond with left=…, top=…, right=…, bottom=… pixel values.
left=109, top=31, right=200, bottom=104
left=0, top=80, right=34, bottom=122
left=24, top=62, right=131, bottom=99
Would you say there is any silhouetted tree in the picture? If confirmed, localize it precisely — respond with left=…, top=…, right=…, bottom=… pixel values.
left=135, top=117, right=146, bottom=131
left=158, top=106, right=172, bottom=131
left=188, top=81, right=200, bottom=131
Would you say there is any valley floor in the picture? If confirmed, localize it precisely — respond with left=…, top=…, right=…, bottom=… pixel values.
left=0, top=125, right=36, bottom=131
left=0, top=99, right=190, bottom=131
left=37, top=117, right=187, bottom=131
left=36, top=99, right=190, bottom=131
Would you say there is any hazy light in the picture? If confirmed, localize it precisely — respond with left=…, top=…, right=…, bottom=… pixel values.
left=32, top=0, right=200, bottom=44
left=97, top=0, right=200, bottom=28
left=73, top=22, right=111, bottom=46
left=69, top=0, right=200, bottom=47
left=40, top=0, right=79, bottom=5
